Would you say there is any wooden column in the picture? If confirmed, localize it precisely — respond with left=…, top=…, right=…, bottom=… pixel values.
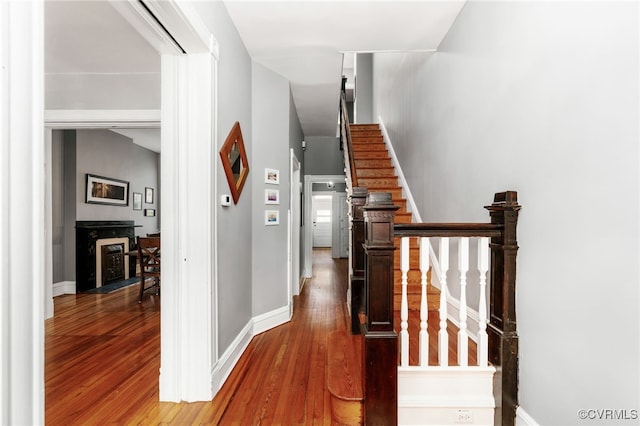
left=349, top=187, right=368, bottom=334
left=362, top=192, right=398, bottom=425
left=485, top=191, right=521, bottom=426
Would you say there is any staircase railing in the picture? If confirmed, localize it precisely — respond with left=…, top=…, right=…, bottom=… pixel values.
left=361, top=191, right=521, bottom=426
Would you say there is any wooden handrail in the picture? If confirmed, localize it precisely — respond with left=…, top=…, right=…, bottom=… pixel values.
left=339, top=92, right=358, bottom=187
left=394, top=222, right=503, bottom=238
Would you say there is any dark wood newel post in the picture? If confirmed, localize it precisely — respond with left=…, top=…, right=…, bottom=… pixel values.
left=485, top=191, right=521, bottom=426
left=362, top=192, right=398, bottom=425
left=349, top=187, right=368, bottom=334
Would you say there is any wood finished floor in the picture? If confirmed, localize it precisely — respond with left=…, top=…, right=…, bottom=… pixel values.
left=46, top=249, right=347, bottom=425
left=45, top=249, right=474, bottom=425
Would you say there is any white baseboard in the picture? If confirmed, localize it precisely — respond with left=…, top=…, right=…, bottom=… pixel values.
left=52, top=281, right=76, bottom=297
left=253, top=305, right=291, bottom=335
left=211, top=305, right=292, bottom=395
left=516, top=407, right=540, bottom=426
left=210, top=320, right=253, bottom=393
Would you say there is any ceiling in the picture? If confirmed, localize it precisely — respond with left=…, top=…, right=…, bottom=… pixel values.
left=45, top=0, right=465, bottom=145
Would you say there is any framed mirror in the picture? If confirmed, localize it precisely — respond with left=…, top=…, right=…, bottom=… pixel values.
left=220, top=121, right=249, bottom=204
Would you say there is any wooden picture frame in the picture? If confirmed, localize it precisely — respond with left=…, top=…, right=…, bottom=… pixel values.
left=144, top=209, right=156, bottom=217
left=85, top=174, right=129, bottom=206
left=220, top=121, right=249, bottom=204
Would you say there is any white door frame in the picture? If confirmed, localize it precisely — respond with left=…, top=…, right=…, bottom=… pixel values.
left=1, top=2, right=46, bottom=423
left=288, top=150, right=301, bottom=314
left=43, top=0, right=220, bottom=404
left=302, top=175, right=345, bottom=277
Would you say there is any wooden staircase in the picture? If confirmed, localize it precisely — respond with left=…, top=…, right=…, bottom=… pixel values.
left=327, top=123, right=440, bottom=425
left=350, top=123, right=439, bottom=312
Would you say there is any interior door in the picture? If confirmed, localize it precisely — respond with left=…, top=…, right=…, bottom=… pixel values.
left=312, top=194, right=332, bottom=247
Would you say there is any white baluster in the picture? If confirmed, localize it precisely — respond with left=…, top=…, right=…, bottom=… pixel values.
left=477, top=237, right=490, bottom=367
left=457, top=238, right=469, bottom=367
left=419, top=237, right=430, bottom=366
left=400, top=237, right=410, bottom=367
left=438, top=237, right=449, bottom=366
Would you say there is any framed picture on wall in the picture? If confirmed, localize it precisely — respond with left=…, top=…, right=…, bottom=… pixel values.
left=265, top=168, right=279, bottom=185
left=85, top=174, right=129, bottom=206
left=144, top=209, right=156, bottom=217
left=265, top=189, right=279, bottom=205
left=265, top=210, right=279, bottom=225
left=145, top=187, right=154, bottom=204
left=133, top=192, right=142, bottom=210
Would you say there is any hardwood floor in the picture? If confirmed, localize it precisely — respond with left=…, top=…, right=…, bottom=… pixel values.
left=46, top=249, right=475, bottom=425
left=46, top=249, right=348, bottom=425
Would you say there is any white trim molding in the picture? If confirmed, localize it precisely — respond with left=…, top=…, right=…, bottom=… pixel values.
left=44, top=109, right=160, bottom=128
left=210, top=320, right=253, bottom=394
left=52, top=282, right=76, bottom=298
left=0, top=1, right=46, bottom=424
left=516, top=407, right=540, bottom=426
left=253, top=305, right=291, bottom=336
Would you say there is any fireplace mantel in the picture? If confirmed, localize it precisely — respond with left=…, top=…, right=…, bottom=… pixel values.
left=76, top=221, right=141, bottom=292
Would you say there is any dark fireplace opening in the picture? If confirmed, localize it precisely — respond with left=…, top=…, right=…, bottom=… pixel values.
left=101, top=243, right=125, bottom=285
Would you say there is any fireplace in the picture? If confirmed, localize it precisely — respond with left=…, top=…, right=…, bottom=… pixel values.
left=76, top=221, right=140, bottom=292
left=101, top=243, right=125, bottom=285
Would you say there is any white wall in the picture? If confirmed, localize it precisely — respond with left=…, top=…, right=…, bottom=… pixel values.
left=373, top=2, right=639, bottom=424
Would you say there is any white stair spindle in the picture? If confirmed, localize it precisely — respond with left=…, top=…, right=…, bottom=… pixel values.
left=457, top=238, right=469, bottom=367
left=438, top=237, right=449, bottom=366
left=400, top=237, right=410, bottom=367
left=419, top=237, right=430, bottom=366
left=477, top=237, right=490, bottom=367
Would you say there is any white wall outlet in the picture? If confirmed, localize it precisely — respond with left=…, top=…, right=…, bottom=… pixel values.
left=221, top=194, right=231, bottom=207
left=454, top=409, right=473, bottom=423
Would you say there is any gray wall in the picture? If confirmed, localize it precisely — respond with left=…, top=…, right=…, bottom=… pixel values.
left=51, top=131, right=64, bottom=283
left=354, top=53, right=373, bottom=123
left=193, top=1, right=254, bottom=355
left=52, top=129, right=159, bottom=283
left=75, top=129, right=159, bottom=234
left=372, top=2, right=638, bottom=424
left=304, top=136, right=345, bottom=175
left=251, top=62, right=291, bottom=316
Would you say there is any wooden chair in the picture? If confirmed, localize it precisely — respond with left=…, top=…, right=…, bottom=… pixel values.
left=137, top=236, right=160, bottom=303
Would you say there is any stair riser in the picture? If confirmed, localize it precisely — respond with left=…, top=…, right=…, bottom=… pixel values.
left=357, top=177, right=398, bottom=187
left=351, top=136, right=384, bottom=143
left=354, top=159, right=392, bottom=168
left=352, top=152, right=390, bottom=160
left=352, top=142, right=387, bottom=151
left=356, top=168, right=395, bottom=177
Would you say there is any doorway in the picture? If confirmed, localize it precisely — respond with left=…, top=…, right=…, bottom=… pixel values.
left=312, top=194, right=333, bottom=247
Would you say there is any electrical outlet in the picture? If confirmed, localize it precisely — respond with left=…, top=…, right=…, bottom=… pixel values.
left=454, top=409, right=473, bottom=423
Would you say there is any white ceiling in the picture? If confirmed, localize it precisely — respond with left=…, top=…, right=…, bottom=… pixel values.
left=45, top=0, right=465, bottom=143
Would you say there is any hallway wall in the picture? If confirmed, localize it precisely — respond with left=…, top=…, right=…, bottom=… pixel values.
left=372, top=2, right=639, bottom=424
left=193, top=1, right=253, bottom=356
